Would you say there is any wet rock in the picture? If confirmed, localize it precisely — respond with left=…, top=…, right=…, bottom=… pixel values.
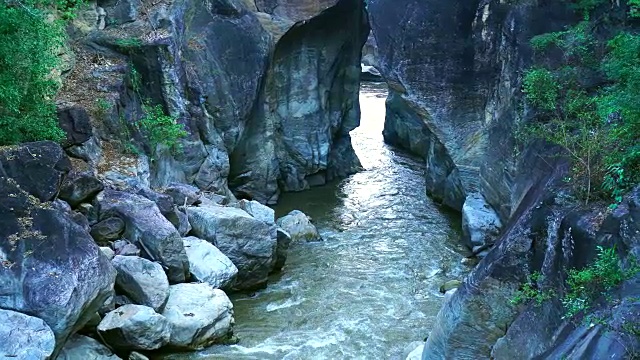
left=273, top=228, right=292, bottom=272
left=0, top=309, right=56, bottom=359
left=230, top=199, right=275, bottom=224
left=187, top=205, right=277, bottom=290
left=162, top=183, right=202, bottom=206
left=113, top=240, right=141, bottom=257
left=98, top=189, right=189, bottom=282
left=182, top=237, right=238, bottom=289
left=0, top=176, right=115, bottom=354
left=462, top=193, right=502, bottom=250
left=112, top=255, right=169, bottom=312
left=162, top=283, right=234, bottom=350
left=439, top=280, right=462, bottom=294
left=405, top=342, right=425, bottom=360
left=0, top=141, right=71, bottom=202
left=98, top=305, right=171, bottom=351
left=276, top=210, right=322, bottom=242
left=58, top=334, right=121, bottom=360
left=91, top=217, right=126, bottom=245
left=59, top=171, right=104, bottom=208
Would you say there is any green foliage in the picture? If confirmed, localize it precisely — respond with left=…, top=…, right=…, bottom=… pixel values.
left=522, top=2, right=640, bottom=204
left=136, top=103, right=187, bottom=155
left=0, top=0, right=68, bottom=145
left=511, top=271, right=555, bottom=306
left=512, top=247, right=640, bottom=320
left=562, top=246, right=639, bottom=318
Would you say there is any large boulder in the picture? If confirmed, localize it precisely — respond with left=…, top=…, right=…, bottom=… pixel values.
left=97, top=189, right=189, bottom=282
left=58, top=171, right=104, bottom=208
left=0, top=309, right=56, bottom=359
left=461, top=193, right=502, bottom=253
left=0, top=141, right=71, bottom=201
left=91, top=217, right=126, bottom=245
left=0, top=176, right=116, bottom=353
left=162, top=183, right=202, bottom=206
left=187, top=205, right=277, bottom=290
left=276, top=210, right=321, bottom=242
left=58, top=334, right=121, bottom=360
left=112, top=255, right=170, bottom=312
left=162, top=283, right=234, bottom=350
left=273, top=228, right=292, bottom=272
left=182, top=237, right=238, bottom=289
left=230, top=199, right=275, bottom=224
left=98, top=305, right=171, bottom=351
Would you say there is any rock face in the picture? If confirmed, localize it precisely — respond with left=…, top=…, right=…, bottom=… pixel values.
left=98, top=304, right=171, bottom=351
left=182, top=237, right=238, bottom=289
left=111, top=255, right=170, bottom=312
left=61, top=0, right=367, bottom=205
left=0, top=161, right=116, bottom=354
left=187, top=205, right=277, bottom=290
left=276, top=210, right=322, bottom=242
left=58, top=334, right=121, bottom=360
left=0, top=309, right=56, bottom=359
left=162, top=283, right=234, bottom=350
left=97, top=189, right=189, bottom=283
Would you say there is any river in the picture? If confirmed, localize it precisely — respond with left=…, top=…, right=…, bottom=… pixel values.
left=193, top=83, right=468, bottom=359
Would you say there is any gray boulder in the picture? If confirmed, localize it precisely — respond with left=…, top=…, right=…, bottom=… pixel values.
left=162, top=183, right=202, bottom=206
left=182, top=237, right=238, bottom=289
left=0, top=309, right=56, bottom=359
left=58, top=171, right=104, bottom=208
left=112, top=255, right=169, bottom=312
left=462, top=193, right=502, bottom=252
left=276, top=210, right=322, bottom=242
left=58, top=334, right=121, bottom=360
left=91, top=217, right=126, bottom=245
left=187, top=205, right=277, bottom=290
left=98, top=189, right=189, bottom=282
left=273, top=228, right=291, bottom=272
left=162, top=283, right=234, bottom=350
left=98, top=305, right=171, bottom=351
left=0, top=176, right=116, bottom=354
left=230, top=199, right=275, bottom=224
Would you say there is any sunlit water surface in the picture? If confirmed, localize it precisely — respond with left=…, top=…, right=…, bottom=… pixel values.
left=186, top=83, right=468, bottom=360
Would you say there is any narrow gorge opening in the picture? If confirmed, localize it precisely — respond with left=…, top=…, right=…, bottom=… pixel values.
left=191, top=76, right=470, bottom=358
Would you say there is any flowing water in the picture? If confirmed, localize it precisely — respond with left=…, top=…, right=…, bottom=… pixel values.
left=194, top=83, right=468, bottom=359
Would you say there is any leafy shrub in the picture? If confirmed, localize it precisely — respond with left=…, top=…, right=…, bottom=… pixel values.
left=0, top=0, right=67, bottom=145
left=136, top=103, right=187, bottom=155
left=511, top=271, right=555, bottom=306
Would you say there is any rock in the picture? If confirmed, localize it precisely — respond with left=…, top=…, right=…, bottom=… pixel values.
left=134, top=186, right=175, bottom=217
left=91, top=217, right=126, bottom=245
left=129, top=352, right=149, bottom=360
left=167, top=208, right=191, bottom=236
left=187, top=205, right=277, bottom=290
left=108, top=0, right=141, bottom=25
left=53, top=198, right=72, bottom=213
left=98, top=189, right=189, bottom=282
left=461, top=257, right=479, bottom=267
left=113, top=240, right=141, bottom=257
left=78, top=203, right=99, bottom=225
left=162, top=283, right=234, bottom=350
left=0, top=309, right=56, bottom=359
left=0, top=141, right=71, bottom=201
left=98, top=305, right=170, bottom=351
left=230, top=199, right=275, bottom=224
left=112, top=255, right=169, bottom=312
left=162, top=183, right=202, bottom=206
left=273, top=228, right=292, bottom=272
left=100, top=247, right=116, bottom=260
left=439, top=280, right=462, bottom=294
left=57, top=106, right=93, bottom=147
left=361, top=64, right=384, bottom=82
left=59, top=171, right=104, bottom=208
left=71, top=210, right=91, bottom=232
left=276, top=210, right=322, bottom=242
left=406, top=342, right=425, bottom=360
left=58, top=334, right=121, bottom=360
left=0, top=176, right=115, bottom=354
left=182, top=237, right=238, bottom=289
left=462, top=193, right=502, bottom=249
